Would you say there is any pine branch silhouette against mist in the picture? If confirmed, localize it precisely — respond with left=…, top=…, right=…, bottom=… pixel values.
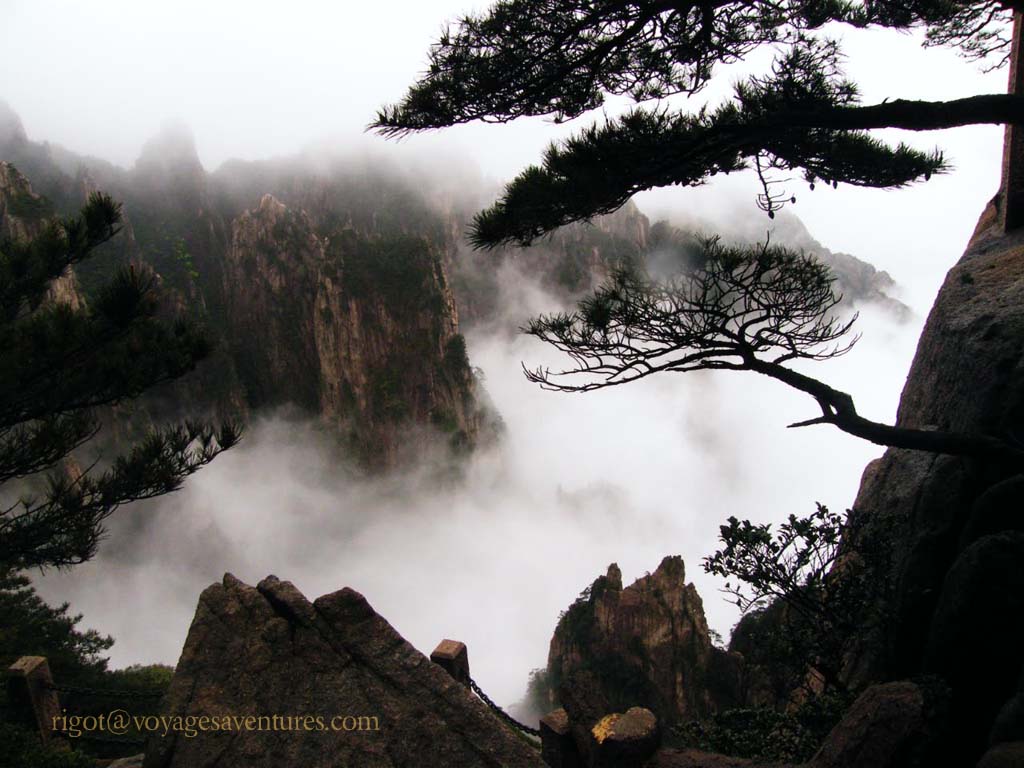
left=0, top=181, right=239, bottom=570
left=524, top=239, right=1023, bottom=458
left=376, top=0, right=1024, bottom=459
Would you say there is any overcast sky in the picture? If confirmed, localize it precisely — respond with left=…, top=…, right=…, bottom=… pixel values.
left=0, top=0, right=1007, bottom=308
left=5, top=0, right=1013, bottom=700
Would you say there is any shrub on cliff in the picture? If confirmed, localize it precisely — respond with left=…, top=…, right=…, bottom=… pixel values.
left=0, top=723, right=95, bottom=768
left=705, top=504, right=894, bottom=696
left=672, top=690, right=851, bottom=763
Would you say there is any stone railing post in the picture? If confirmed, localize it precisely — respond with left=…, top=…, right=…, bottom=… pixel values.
left=430, top=639, right=471, bottom=687
left=539, top=708, right=582, bottom=768
left=6, top=656, right=62, bottom=744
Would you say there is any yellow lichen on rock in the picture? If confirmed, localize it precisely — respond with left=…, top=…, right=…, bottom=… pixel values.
left=591, top=713, right=620, bottom=744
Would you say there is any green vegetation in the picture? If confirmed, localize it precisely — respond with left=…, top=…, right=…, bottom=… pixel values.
left=431, top=408, right=459, bottom=434
left=0, top=193, right=238, bottom=570
left=369, top=360, right=411, bottom=422
left=672, top=691, right=851, bottom=763
left=0, top=569, right=112, bottom=689
left=7, top=190, right=54, bottom=221
left=727, top=600, right=812, bottom=705
left=0, top=569, right=172, bottom=763
left=0, top=723, right=96, bottom=768
left=705, top=504, right=892, bottom=695
left=374, top=0, right=1013, bottom=247
left=442, top=334, right=470, bottom=375
left=334, top=232, right=444, bottom=313
left=172, top=237, right=199, bottom=281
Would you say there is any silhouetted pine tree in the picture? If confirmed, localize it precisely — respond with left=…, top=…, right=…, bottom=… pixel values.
left=0, top=191, right=238, bottom=570
left=373, top=0, right=1021, bottom=247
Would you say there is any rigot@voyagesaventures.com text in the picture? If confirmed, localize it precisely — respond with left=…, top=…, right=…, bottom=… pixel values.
left=53, top=710, right=382, bottom=739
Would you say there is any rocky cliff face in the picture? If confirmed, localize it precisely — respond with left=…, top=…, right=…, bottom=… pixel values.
left=0, top=162, right=84, bottom=311
left=0, top=101, right=907, bottom=468
left=145, top=574, right=544, bottom=768
left=222, top=194, right=485, bottom=465
left=546, top=557, right=743, bottom=728
left=0, top=110, right=493, bottom=468
left=453, top=197, right=907, bottom=331
left=647, top=208, right=909, bottom=318
left=838, top=191, right=1024, bottom=765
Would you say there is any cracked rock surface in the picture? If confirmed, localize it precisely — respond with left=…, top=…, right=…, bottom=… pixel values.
left=143, top=574, right=543, bottom=768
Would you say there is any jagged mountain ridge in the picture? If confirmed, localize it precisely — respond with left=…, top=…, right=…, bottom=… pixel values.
left=0, top=113, right=494, bottom=467
left=0, top=102, right=907, bottom=467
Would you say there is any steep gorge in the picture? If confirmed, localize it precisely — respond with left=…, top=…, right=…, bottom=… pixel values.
left=0, top=110, right=493, bottom=468
left=0, top=100, right=907, bottom=469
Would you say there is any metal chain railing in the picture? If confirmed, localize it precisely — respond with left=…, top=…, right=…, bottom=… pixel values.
left=41, top=662, right=536, bottom=745
left=468, top=676, right=541, bottom=738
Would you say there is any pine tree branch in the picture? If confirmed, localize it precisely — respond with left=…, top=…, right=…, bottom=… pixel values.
left=758, top=93, right=1024, bottom=132
left=745, top=358, right=1024, bottom=459
left=525, top=241, right=1024, bottom=462
left=471, top=92, right=1024, bottom=247
left=0, top=421, right=240, bottom=569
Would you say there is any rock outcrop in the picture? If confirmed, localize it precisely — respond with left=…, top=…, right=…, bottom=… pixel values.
left=0, top=162, right=84, bottom=311
left=222, top=194, right=486, bottom=465
left=837, top=191, right=1024, bottom=765
left=807, top=681, right=942, bottom=768
left=545, top=557, right=743, bottom=728
left=0, top=108, right=496, bottom=468
left=145, top=574, right=544, bottom=768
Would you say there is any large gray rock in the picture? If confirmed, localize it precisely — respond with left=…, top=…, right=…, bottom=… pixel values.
left=924, top=533, right=1024, bottom=763
left=959, top=474, right=1024, bottom=550
left=830, top=196, right=1024, bottom=768
left=143, top=574, right=543, bottom=768
left=839, top=195, right=1024, bottom=699
left=809, top=682, right=936, bottom=768
left=976, top=741, right=1024, bottom=768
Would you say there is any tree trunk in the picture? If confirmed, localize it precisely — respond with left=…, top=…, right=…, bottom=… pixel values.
left=1003, top=12, right=1024, bottom=231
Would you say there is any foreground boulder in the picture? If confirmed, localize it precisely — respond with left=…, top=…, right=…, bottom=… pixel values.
left=587, top=707, right=660, bottom=768
left=144, top=574, right=543, bottom=768
left=807, top=681, right=942, bottom=768
left=922, top=532, right=1024, bottom=761
left=552, top=669, right=661, bottom=768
